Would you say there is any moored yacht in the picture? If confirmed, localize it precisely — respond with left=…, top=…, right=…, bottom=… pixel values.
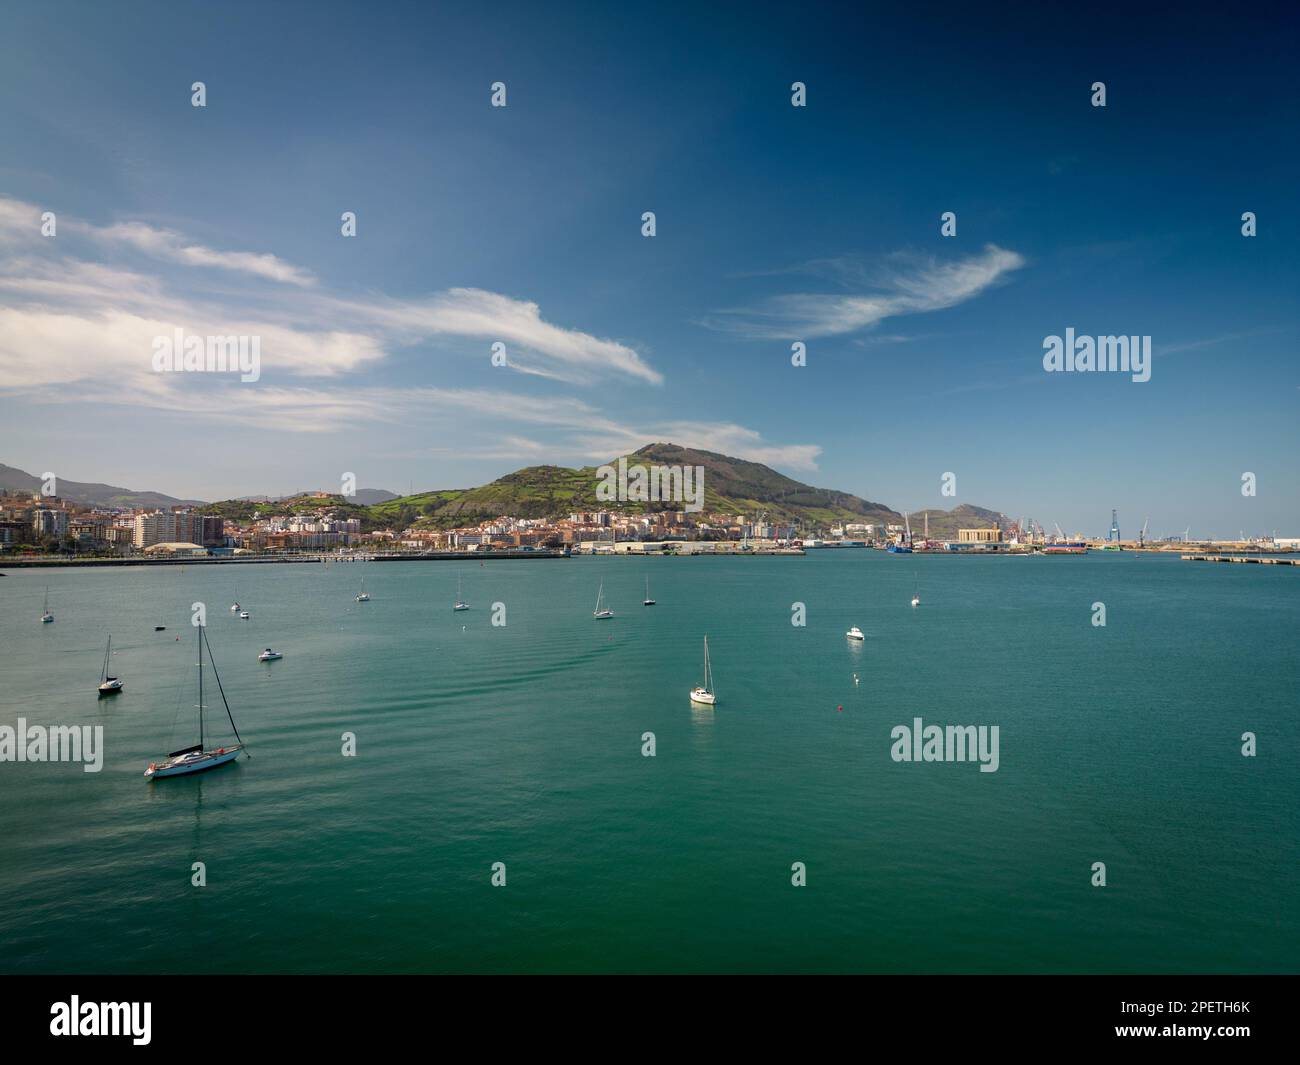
left=257, top=647, right=283, bottom=662
left=41, top=586, right=53, bottom=623
left=689, top=635, right=716, bottom=705
left=593, top=579, right=613, bottom=619
left=145, top=626, right=247, bottom=780
left=97, top=634, right=123, bottom=695
left=846, top=625, right=865, bottom=641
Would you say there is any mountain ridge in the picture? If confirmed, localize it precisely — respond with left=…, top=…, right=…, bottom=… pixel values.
left=4, top=449, right=1008, bottom=535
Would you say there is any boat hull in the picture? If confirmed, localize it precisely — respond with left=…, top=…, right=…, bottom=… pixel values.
left=689, top=688, right=715, bottom=705
left=97, top=683, right=123, bottom=696
left=145, top=746, right=242, bottom=779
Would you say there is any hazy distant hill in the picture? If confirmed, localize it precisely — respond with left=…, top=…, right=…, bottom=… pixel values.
left=0, top=463, right=204, bottom=509
left=236, top=488, right=399, bottom=505
left=911, top=503, right=1009, bottom=540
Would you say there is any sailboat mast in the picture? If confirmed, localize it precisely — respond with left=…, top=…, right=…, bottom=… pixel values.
left=102, top=636, right=111, bottom=683
left=203, top=626, right=246, bottom=750
left=197, top=624, right=204, bottom=750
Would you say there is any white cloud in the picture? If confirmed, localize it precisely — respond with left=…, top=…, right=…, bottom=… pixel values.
left=705, top=244, right=1025, bottom=339
left=0, top=194, right=659, bottom=389
left=90, top=220, right=318, bottom=287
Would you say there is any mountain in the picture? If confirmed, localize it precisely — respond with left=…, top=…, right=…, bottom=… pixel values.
left=10, top=446, right=1006, bottom=534
left=0, top=463, right=205, bottom=509
left=365, top=443, right=1005, bottom=532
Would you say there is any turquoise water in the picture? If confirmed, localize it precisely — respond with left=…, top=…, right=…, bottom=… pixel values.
left=0, top=553, right=1296, bottom=973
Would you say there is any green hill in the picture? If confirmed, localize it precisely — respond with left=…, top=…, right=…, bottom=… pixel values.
left=200, top=443, right=1007, bottom=534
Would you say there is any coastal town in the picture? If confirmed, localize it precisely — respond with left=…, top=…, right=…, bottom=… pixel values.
left=2, top=489, right=1294, bottom=563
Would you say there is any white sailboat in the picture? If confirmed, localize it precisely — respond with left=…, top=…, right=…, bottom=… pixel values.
left=356, top=578, right=370, bottom=602
left=689, top=635, right=716, bottom=705
left=145, top=626, right=247, bottom=779
left=41, top=586, right=53, bottom=623
left=846, top=625, right=865, bottom=641
left=593, top=579, right=613, bottom=619
left=643, top=575, right=655, bottom=606
left=453, top=574, right=469, bottom=611
left=911, top=576, right=920, bottom=608
left=97, top=635, right=123, bottom=695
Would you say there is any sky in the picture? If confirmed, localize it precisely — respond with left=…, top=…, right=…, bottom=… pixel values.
left=0, top=0, right=1296, bottom=538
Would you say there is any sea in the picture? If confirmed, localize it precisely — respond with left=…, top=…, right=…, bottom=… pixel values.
left=0, top=551, right=1296, bottom=973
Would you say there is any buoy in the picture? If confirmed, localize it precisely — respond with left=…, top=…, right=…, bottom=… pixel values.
left=837, top=705, right=843, bottom=712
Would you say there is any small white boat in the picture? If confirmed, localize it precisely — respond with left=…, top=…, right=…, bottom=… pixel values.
left=97, top=634, right=123, bottom=695
left=846, top=626, right=865, bottom=641
left=911, top=596, right=920, bottom=607
left=41, top=586, right=53, bottom=624
left=238, top=610, right=250, bottom=620
left=593, top=579, right=613, bottom=619
left=643, top=576, right=655, bottom=606
left=453, top=574, right=469, bottom=611
left=145, top=626, right=247, bottom=780
left=355, top=578, right=369, bottom=602
left=689, top=635, right=716, bottom=705
left=230, top=601, right=240, bottom=612
left=257, top=648, right=282, bottom=662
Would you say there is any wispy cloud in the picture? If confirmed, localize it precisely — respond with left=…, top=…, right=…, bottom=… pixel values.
left=0, top=195, right=816, bottom=478
left=705, top=244, right=1025, bottom=339
left=89, top=220, right=318, bottom=287
left=0, top=194, right=659, bottom=390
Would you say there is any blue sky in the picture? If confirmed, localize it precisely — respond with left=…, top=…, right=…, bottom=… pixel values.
left=0, top=0, right=1295, bottom=537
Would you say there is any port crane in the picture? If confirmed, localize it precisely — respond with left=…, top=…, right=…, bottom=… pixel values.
left=1139, top=517, right=1149, bottom=548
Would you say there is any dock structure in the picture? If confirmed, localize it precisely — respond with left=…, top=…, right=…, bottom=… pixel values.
left=1182, top=555, right=1299, bottom=565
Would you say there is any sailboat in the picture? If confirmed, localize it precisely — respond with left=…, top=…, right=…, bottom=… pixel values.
left=356, top=578, right=370, bottom=602
left=97, top=635, right=123, bottom=695
left=145, top=626, right=246, bottom=780
left=41, top=586, right=53, bottom=623
left=643, top=575, right=655, bottom=606
left=453, top=574, right=469, bottom=611
left=689, top=635, right=716, bottom=705
left=593, top=579, right=613, bottom=619
left=911, top=576, right=920, bottom=608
